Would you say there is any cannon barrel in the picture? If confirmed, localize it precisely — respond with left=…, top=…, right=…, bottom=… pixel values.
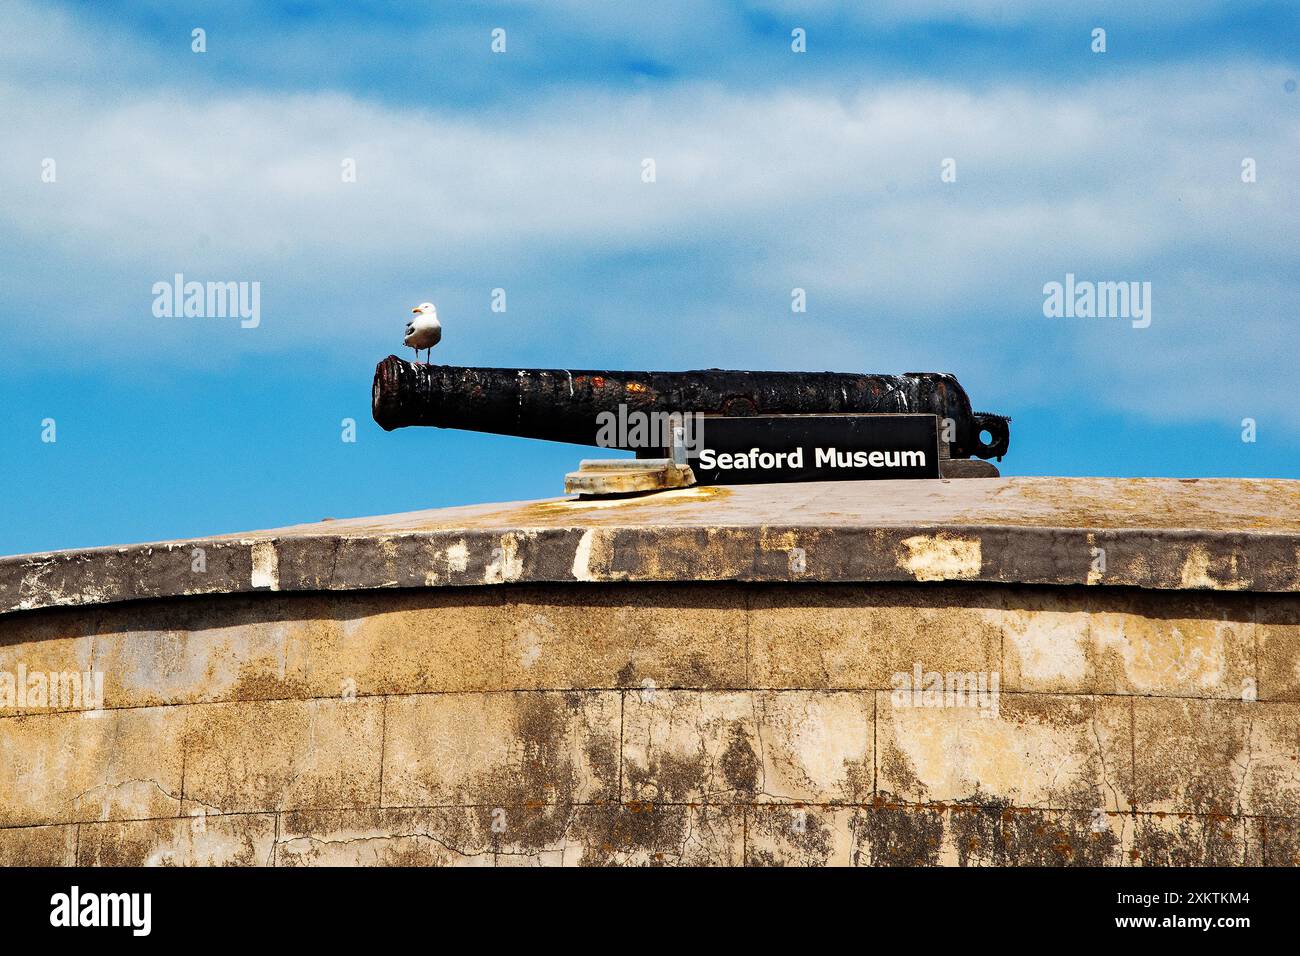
left=372, top=356, right=1010, bottom=460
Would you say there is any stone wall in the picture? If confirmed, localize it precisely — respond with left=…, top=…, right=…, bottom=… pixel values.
left=2, top=580, right=1297, bottom=866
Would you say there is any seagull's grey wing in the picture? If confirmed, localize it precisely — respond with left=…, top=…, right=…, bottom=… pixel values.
left=405, top=322, right=415, bottom=335
left=430, top=325, right=442, bottom=346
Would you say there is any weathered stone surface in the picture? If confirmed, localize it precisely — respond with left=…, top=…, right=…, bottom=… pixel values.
left=5, top=478, right=1300, bottom=615
left=572, top=803, right=745, bottom=866
left=745, top=806, right=855, bottom=866
left=87, top=597, right=323, bottom=709
left=1000, top=589, right=1092, bottom=693
left=993, top=807, right=1127, bottom=866
left=876, top=692, right=1131, bottom=811
left=277, top=803, right=744, bottom=867
left=1003, top=590, right=1256, bottom=698
left=0, top=822, right=77, bottom=865
left=8, top=584, right=1290, bottom=713
left=621, top=690, right=872, bottom=804
left=497, top=585, right=747, bottom=690
left=747, top=584, right=1002, bottom=690
left=847, top=800, right=1132, bottom=867
left=181, top=698, right=384, bottom=815
left=275, top=808, right=496, bottom=867
left=1132, top=698, right=1300, bottom=817
left=0, top=611, right=98, bottom=717
left=1258, top=598, right=1300, bottom=701
left=381, top=691, right=621, bottom=810
left=76, top=814, right=276, bottom=866
left=82, top=591, right=515, bottom=708
left=1083, top=592, right=1255, bottom=698
left=1129, top=812, right=1246, bottom=866
left=0, top=706, right=184, bottom=828
left=301, top=592, right=507, bottom=698
left=850, top=802, right=948, bottom=865
left=746, top=801, right=1131, bottom=867
left=1249, top=816, right=1300, bottom=866
left=1133, top=697, right=1245, bottom=815
left=1243, top=704, right=1300, bottom=818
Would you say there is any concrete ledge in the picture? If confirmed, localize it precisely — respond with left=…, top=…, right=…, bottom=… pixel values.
left=3, top=477, right=1299, bottom=615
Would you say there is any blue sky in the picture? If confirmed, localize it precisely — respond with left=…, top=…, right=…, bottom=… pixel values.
left=1, top=0, right=1297, bottom=556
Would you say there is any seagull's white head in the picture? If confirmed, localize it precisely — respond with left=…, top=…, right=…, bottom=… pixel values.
left=412, top=302, right=437, bottom=316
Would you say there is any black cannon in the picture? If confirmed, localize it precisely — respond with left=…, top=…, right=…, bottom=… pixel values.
left=372, top=356, right=1010, bottom=461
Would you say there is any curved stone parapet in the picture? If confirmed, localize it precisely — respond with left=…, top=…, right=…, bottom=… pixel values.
left=1, top=477, right=1297, bottom=866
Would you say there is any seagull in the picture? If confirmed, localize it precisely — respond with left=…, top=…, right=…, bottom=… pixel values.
left=404, top=302, right=442, bottom=364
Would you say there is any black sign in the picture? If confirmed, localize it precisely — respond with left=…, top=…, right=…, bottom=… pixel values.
left=686, top=414, right=940, bottom=484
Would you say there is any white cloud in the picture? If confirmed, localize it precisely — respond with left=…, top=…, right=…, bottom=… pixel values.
left=0, top=3, right=1297, bottom=431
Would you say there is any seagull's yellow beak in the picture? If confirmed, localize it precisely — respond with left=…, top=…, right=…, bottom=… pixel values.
left=411, top=307, right=420, bottom=314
